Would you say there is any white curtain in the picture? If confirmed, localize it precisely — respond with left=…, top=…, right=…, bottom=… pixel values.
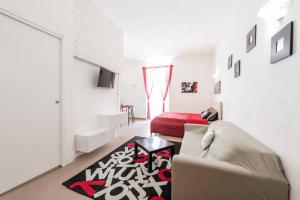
left=142, top=65, right=173, bottom=119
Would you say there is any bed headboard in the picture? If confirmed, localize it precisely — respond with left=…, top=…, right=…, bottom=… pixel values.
left=212, top=101, right=223, bottom=120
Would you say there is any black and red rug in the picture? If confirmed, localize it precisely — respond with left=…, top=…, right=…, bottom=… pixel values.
left=63, top=136, right=181, bottom=200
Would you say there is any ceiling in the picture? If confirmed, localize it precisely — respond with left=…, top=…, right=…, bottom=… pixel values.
left=93, top=0, right=238, bottom=61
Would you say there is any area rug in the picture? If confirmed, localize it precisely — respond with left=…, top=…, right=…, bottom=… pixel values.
left=63, top=136, right=181, bottom=200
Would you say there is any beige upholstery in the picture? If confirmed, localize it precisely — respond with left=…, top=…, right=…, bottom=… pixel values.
left=180, top=124, right=208, bottom=156
left=172, top=121, right=289, bottom=200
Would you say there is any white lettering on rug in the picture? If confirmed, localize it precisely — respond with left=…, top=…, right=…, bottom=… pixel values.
left=84, top=142, right=173, bottom=200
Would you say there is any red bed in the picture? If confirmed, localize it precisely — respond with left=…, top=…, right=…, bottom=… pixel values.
left=150, top=112, right=208, bottom=138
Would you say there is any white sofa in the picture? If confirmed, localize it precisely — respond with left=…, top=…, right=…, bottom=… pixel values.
left=172, top=120, right=289, bottom=200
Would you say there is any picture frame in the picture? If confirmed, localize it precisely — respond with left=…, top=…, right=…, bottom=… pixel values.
left=246, top=25, right=257, bottom=53
left=181, top=82, right=198, bottom=93
left=271, top=21, right=293, bottom=64
left=234, top=60, right=241, bottom=78
left=214, top=81, right=221, bottom=94
left=228, top=54, right=233, bottom=69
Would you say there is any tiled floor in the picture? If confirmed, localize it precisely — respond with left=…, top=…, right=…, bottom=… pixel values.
left=0, top=120, right=182, bottom=200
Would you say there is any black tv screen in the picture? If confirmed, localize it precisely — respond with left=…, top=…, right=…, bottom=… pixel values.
left=97, top=68, right=114, bottom=88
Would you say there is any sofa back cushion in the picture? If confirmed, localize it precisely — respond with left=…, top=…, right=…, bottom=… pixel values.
left=201, top=129, right=215, bottom=150
left=206, top=121, right=285, bottom=177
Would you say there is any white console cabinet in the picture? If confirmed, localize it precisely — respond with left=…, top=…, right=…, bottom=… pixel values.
left=76, top=128, right=112, bottom=153
left=98, top=112, right=128, bottom=137
left=75, top=112, right=128, bottom=153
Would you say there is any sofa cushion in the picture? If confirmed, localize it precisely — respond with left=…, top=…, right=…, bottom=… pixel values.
left=180, top=130, right=206, bottom=156
left=201, top=129, right=215, bottom=150
left=206, top=121, right=285, bottom=178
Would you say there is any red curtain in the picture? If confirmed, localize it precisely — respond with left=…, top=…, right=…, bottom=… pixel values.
left=161, top=65, right=173, bottom=112
left=142, top=65, right=173, bottom=119
left=142, top=67, right=154, bottom=119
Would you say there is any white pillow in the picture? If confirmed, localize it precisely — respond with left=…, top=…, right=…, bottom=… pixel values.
left=201, top=129, right=215, bottom=150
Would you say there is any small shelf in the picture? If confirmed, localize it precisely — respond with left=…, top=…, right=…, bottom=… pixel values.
left=75, top=128, right=111, bottom=153
left=77, top=128, right=108, bottom=137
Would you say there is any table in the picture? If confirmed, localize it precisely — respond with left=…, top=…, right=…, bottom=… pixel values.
left=134, top=136, right=175, bottom=172
left=120, top=104, right=134, bottom=125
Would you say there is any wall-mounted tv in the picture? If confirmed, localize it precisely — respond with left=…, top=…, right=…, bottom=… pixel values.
left=97, top=67, right=115, bottom=88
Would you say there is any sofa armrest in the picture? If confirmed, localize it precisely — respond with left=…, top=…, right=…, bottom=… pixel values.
left=172, top=155, right=262, bottom=200
left=184, top=123, right=209, bottom=133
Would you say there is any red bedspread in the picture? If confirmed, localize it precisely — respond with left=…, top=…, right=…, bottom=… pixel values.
left=150, top=112, right=208, bottom=138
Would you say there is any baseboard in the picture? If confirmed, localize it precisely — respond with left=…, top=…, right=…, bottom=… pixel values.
left=129, top=117, right=147, bottom=120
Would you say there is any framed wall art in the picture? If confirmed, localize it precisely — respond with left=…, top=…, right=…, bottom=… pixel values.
left=181, top=82, right=198, bottom=93
left=246, top=25, right=257, bottom=53
left=214, top=81, right=221, bottom=94
left=228, top=54, right=233, bottom=69
left=271, top=21, right=293, bottom=64
left=234, top=60, right=241, bottom=78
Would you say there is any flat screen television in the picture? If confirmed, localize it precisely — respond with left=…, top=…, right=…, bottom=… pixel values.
left=97, top=67, right=115, bottom=88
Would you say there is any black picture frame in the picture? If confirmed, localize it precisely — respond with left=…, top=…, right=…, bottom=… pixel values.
left=228, top=54, right=233, bottom=69
left=234, top=60, right=241, bottom=78
left=246, top=25, right=257, bottom=53
left=271, top=21, right=293, bottom=64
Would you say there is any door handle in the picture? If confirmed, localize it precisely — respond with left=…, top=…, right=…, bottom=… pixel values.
left=55, top=100, right=60, bottom=104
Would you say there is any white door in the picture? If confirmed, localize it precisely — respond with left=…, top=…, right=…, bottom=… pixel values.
left=0, top=12, right=61, bottom=193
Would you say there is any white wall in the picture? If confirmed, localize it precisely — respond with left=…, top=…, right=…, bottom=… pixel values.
left=170, top=53, right=215, bottom=113
left=74, top=58, right=120, bottom=131
left=120, top=59, right=147, bottom=119
left=74, top=0, right=123, bottom=73
left=120, top=53, right=215, bottom=117
left=74, top=0, right=123, bottom=134
left=215, top=0, right=300, bottom=199
left=0, top=0, right=123, bottom=167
